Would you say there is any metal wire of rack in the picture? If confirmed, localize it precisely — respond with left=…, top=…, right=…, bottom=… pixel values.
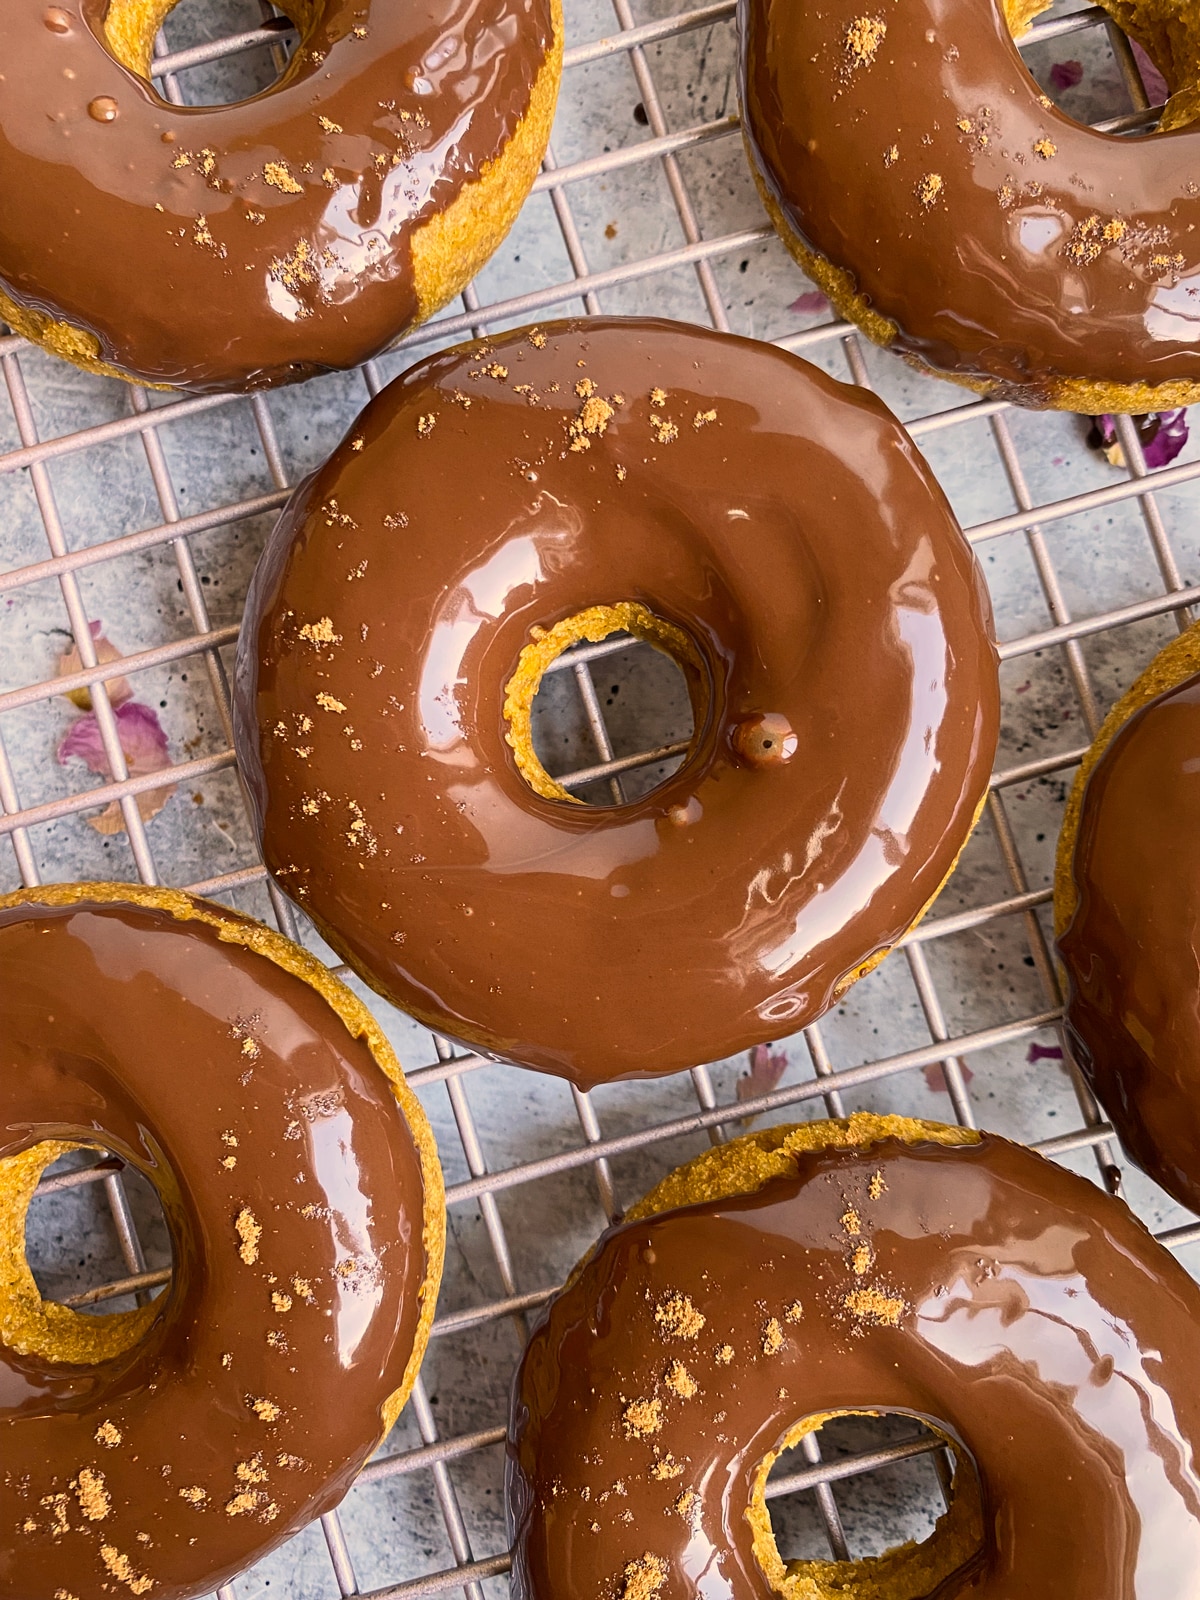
left=4, top=0, right=1200, bottom=1595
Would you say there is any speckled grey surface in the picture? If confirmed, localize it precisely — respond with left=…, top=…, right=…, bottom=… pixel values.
left=4, top=1, right=1200, bottom=1594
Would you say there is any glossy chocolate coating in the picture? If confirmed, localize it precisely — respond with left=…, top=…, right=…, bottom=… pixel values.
left=234, top=317, right=999, bottom=1087
left=741, top=0, right=1200, bottom=403
left=0, top=0, right=555, bottom=392
left=0, top=897, right=429, bottom=1600
left=508, top=1133, right=1200, bottom=1597
left=1061, top=673, right=1200, bottom=1213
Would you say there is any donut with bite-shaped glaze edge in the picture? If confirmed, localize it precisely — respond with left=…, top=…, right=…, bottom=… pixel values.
left=0, top=0, right=561, bottom=392
left=233, top=316, right=1000, bottom=1088
left=740, top=0, right=1200, bottom=411
left=1056, top=622, right=1200, bottom=1214
left=0, top=882, right=443, bottom=1600
left=508, top=1113, right=1200, bottom=1600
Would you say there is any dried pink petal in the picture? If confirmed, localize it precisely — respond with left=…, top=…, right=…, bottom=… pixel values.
left=1143, top=409, right=1189, bottom=469
left=737, top=1044, right=789, bottom=1108
left=1048, top=60, right=1082, bottom=90
left=57, top=701, right=175, bottom=834
left=56, top=620, right=132, bottom=711
left=787, top=290, right=830, bottom=317
left=1130, top=40, right=1168, bottom=107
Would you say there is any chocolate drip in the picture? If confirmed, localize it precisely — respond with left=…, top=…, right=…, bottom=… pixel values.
left=741, top=0, right=1200, bottom=402
left=509, top=1134, right=1200, bottom=1597
left=234, top=317, right=999, bottom=1087
left=0, top=0, right=555, bottom=391
left=1061, top=672, right=1200, bottom=1212
left=0, top=897, right=429, bottom=1600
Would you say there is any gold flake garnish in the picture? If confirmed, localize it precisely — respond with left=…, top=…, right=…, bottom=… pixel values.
left=785, top=1300, right=803, bottom=1323
left=241, top=1038, right=260, bottom=1061
left=715, top=1343, right=734, bottom=1364
left=316, top=692, right=347, bottom=712
left=761, top=1318, right=784, bottom=1355
left=673, top=1488, right=700, bottom=1524
left=318, top=114, right=343, bottom=133
left=1033, top=137, right=1056, bottom=159
left=567, top=395, right=616, bottom=451
left=75, top=1468, right=111, bottom=1521
left=844, top=1287, right=905, bottom=1326
left=693, top=409, right=717, bottom=430
left=841, top=1208, right=862, bottom=1237
left=916, top=172, right=944, bottom=208
left=417, top=413, right=437, bottom=437
left=96, top=1420, right=122, bottom=1448
left=178, top=1486, right=207, bottom=1506
left=251, top=1397, right=282, bottom=1422
left=576, top=377, right=597, bottom=397
left=236, top=1456, right=268, bottom=1485
left=616, top=1554, right=668, bottom=1600
left=869, top=1172, right=886, bottom=1200
left=664, top=1359, right=698, bottom=1399
left=299, top=616, right=341, bottom=645
left=649, top=1453, right=684, bottom=1480
left=852, top=1243, right=874, bottom=1276
left=235, top=1208, right=262, bottom=1266
left=271, top=1291, right=293, bottom=1313
left=655, top=1293, right=705, bottom=1339
left=623, top=1397, right=663, bottom=1437
left=650, top=388, right=667, bottom=407
left=263, top=160, right=303, bottom=193
left=884, top=144, right=898, bottom=166
left=99, top=1546, right=154, bottom=1595
left=529, top=328, right=547, bottom=347
left=650, top=415, right=678, bottom=444
left=222, top=1155, right=237, bottom=1170
left=844, top=15, right=886, bottom=66
left=292, top=1275, right=314, bottom=1300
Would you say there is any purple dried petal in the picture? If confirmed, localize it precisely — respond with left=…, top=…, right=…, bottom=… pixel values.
left=737, top=1043, right=789, bottom=1105
left=1027, top=1042, right=1064, bottom=1065
left=1142, top=408, right=1189, bottom=469
left=57, top=701, right=175, bottom=832
left=1131, top=40, right=1169, bottom=106
left=787, top=290, right=830, bottom=316
left=1049, top=60, right=1083, bottom=90
left=923, top=1061, right=975, bottom=1093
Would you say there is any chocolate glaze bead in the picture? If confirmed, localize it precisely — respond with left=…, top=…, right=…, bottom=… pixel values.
left=509, top=1118, right=1200, bottom=1600
left=235, top=317, right=999, bottom=1088
left=0, top=884, right=443, bottom=1600
left=0, top=0, right=561, bottom=392
left=741, top=0, right=1200, bottom=411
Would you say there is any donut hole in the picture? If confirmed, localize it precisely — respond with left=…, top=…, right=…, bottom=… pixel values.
left=99, top=0, right=306, bottom=106
left=506, top=603, right=704, bottom=807
left=3, top=1141, right=173, bottom=1367
left=754, top=1411, right=985, bottom=1600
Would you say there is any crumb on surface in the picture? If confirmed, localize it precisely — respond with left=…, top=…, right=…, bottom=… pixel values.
left=251, top=1397, right=282, bottom=1422
left=664, top=1359, right=698, bottom=1399
left=840, top=1208, right=861, bottom=1237
left=844, top=1287, right=905, bottom=1326
left=844, top=15, right=886, bottom=66
left=693, top=409, right=717, bottom=429
left=623, top=1397, right=663, bottom=1437
left=852, top=1243, right=874, bottom=1276
left=884, top=144, right=898, bottom=166
left=263, top=160, right=303, bottom=193
left=916, top=172, right=944, bottom=207
left=617, top=1553, right=668, bottom=1600
left=869, top=1171, right=886, bottom=1200
left=715, top=1343, right=734, bottom=1364
left=178, top=1486, right=207, bottom=1506
left=673, top=1488, right=700, bottom=1524
left=1033, top=137, right=1056, bottom=158
left=271, top=1292, right=293, bottom=1313
left=785, top=1300, right=803, bottom=1323
left=96, top=1421, right=122, bottom=1448
left=75, top=1468, right=110, bottom=1521
left=99, top=1545, right=153, bottom=1596
left=649, top=1453, right=684, bottom=1480
left=299, top=617, right=341, bottom=646
left=761, top=1318, right=784, bottom=1356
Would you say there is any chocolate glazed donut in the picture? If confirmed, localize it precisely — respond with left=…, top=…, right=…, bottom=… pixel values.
left=234, top=317, right=999, bottom=1088
left=741, top=0, right=1200, bottom=411
left=0, top=883, right=444, bottom=1600
left=507, top=1115, right=1200, bottom=1600
left=0, top=0, right=561, bottom=392
left=1057, top=624, right=1200, bottom=1214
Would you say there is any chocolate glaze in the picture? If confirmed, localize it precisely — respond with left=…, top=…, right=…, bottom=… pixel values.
left=234, top=317, right=999, bottom=1088
left=740, top=0, right=1200, bottom=403
left=1060, top=672, right=1200, bottom=1213
left=0, top=0, right=555, bottom=392
left=508, top=1133, right=1200, bottom=1597
left=0, top=897, right=429, bottom=1600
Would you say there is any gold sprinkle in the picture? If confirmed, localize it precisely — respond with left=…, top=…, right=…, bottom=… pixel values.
left=96, top=1421, right=122, bottom=1448
left=650, top=415, right=678, bottom=444
left=316, top=692, right=347, bottom=712
left=616, top=463, right=628, bottom=482
left=884, top=144, right=898, bottom=166
left=417, top=413, right=437, bottom=437
left=957, top=117, right=973, bottom=132
left=222, top=1155, right=237, bottom=1170
left=576, top=377, right=597, bottom=397
left=664, top=1359, right=698, bottom=1399
left=529, top=328, right=547, bottom=348
left=224, top=1491, right=260, bottom=1517
left=251, top=1398, right=281, bottom=1422
left=785, top=1300, right=803, bottom=1323
left=299, top=616, right=341, bottom=645
left=241, top=1038, right=260, bottom=1060
left=655, top=1293, right=705, bottom=1339
left=178, top=1486, right=207, bottom=1506
left=55, top=1591, right=79, bottom=1599
left=869, top=1172, right=886, bottom=1201
left=263, top=160, right=303, bottom=193
left=916, top=172, right=944, bottom=207
left=844, top=15, right=886, bottom=66
left=841, top=1208, right=862, bottom=1237
left=693, top=409, right=717, bottom=429
left=715, top=1343, right=734, bottom=1364
left=292, top=1276, right=314, bottom=1300
left=99, top=1546, right=154, bottom=1595
left=235, top=1207, right=262, bottom=1266
left=617, top=1553, right=668, bottom=1600
left=568, top=394, right=616, bottom=451
left=318, top=114, right=343, bottom=133
left=673, top=1488, right=700, bottom=1524
left=277, top=1452, right=307, bottom=1470
left=852, top=1243, right=874, bottom=1276
left=623, top=1397, right=663, bottom=1437
left=483, top=363, right=509, bottom=380
left=41, top=1492, right=70, bottom=1537
left=649, top=1455, right=684, bottom=1480
left=1033, top=137, right=1056, bottom=159
left=222, top=1132, right=238, bottom=1147
left=650, top=388, right=667, bottom=407
left=236, top=1456, right=268, bottom=1485
left=271, top=1292, right=293, bottom=1313
left=845, top=1287, right=906, bottom=1326
left=221, top=1352, right=233, bottom=1369
left=761, top=1318, right=784, bottom=1355
left=75, top=1468, right=110, bottom=1521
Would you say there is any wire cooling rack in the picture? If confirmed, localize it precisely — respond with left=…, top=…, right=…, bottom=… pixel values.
left=5, top=1, right=1200, bottom=1594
